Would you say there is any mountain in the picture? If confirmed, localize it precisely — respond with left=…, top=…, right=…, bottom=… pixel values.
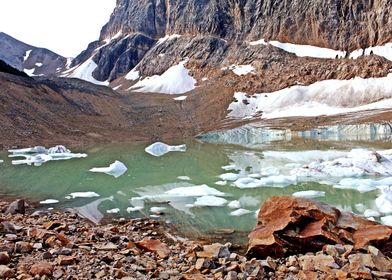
left=68, top=0, right=392, bottom=94
left=0, top=32, right=69, bottom=77
left=0, top=59, right=232, bottom=148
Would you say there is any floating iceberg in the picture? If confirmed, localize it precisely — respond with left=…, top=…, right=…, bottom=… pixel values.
left=375, top=187, right=392, bottom=214
left=363, top=209, right=380, bottom=218
left=230, top=208, right=252, bottom=216
left=292, top=190, right=325, bottom=199
left=150, top=207, right=167, bottom=213
left=89, top=160, right=127, bottom=178
left=381, top=215, right=392, bottom=226
left=219, top=173, right=240, bottom=181
left=192, top=196, right=228, bottom=207
left=227, top=200, right=241, bottom=209
left=234, top=175, right=297, bottom=189
left=68, top=192, right=100, bottom=199
left=145, top=142, right=187, bottom=157
left=177, top=176, right=191, bottom=181
left=9, top=145, right=87, bottom=166
left=39, top=199, right=60, bottom=205
left=107, top=208, right=120, bottom=214
left=165, top=184, right=225, bottom=197
left=126, top=206, right=144, bottom=212
left=0, top=160, right=4, bottom=164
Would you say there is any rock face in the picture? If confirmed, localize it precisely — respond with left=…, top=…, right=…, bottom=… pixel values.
left=0, top=32, right=67, bottom=77
left=69, top=0, right=392, bottom=87
left=248, top=196, right=392, bottom=258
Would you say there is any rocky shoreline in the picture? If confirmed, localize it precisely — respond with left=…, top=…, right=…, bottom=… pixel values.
left=0, top=197, right=391, bottom=279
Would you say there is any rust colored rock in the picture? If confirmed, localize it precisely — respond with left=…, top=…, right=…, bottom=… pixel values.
left=58, top=255, right=77, bottom=266
left=0, top=252, right=10, bottom=265
left=136, top=239, right=170, bottom=259
left=247, top=196, right=392, bottom=258
left=30, top=262, right=53, bottom=276
left=15, top=241, right=33, bottom=254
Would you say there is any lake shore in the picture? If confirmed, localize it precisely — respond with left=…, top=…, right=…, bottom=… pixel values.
left=1, top=197, right=391, bottom=279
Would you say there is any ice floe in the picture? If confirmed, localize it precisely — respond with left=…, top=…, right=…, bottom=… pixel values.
left=363, top=209, right=381, bottom=218
left=177, top=176, right=191, bottom=181
left=192, top=196, right=228, bottom=207
left=292, top=190, right=325, bottom=198
left=228, top=73, right=392, bottom=120
left=89, top=160, right=127, bottom=178
left=130, top=60, right=196, bottom=94
left=229, top=208, right=252, bottom=216
left=107, top=208, right=120, bottom=214
left=150, top=207, right=166, bottom=213
left=39, top=199, right=60, bottom=205
left=381, top=215, right=392, bottom=226
left=219, top=173, right=240, bottom=181
left=215, top=180, right=227, bottom=186
left=375, top=187, right=392, bottom=214
left=0, top=160, right=3, bottom=164
left=234, top=175, right=297, bottom=189
left=68, top=192, right=100, bottom=199
left=126, top=206, right=144, bottom=212
left=145, top=142, right=187, bottom=157
left=165, top=184, right=225, bottom=197
left=9, top=145, right=87, bottom=166
left=227, top=200, right=241, bottom=209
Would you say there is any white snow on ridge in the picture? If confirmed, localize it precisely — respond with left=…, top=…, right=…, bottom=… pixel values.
left=125, top=69, right=140, bottom=81
left=228, top=74, right=392, bottom=119
left=249, top=39, right=392, bottom=61
left=157, top=34, right=182, bottom=45
left=65, top=58, right=109, bottom=86
left=130, top=60, right=196, bottom=94
left=229, top=64, right=255, bottom=76
left=24, top=68, right=36, bottom=76
left=35, top=62, right=43, bottom=67
left=23, top=50, right=32, bottom=62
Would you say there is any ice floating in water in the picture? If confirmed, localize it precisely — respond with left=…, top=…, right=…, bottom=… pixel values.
left=145, top=142, right=187, bottom=157
left=222, top=164, right=238, bottom=171
left=292, top=190, right=325, bottom=199
left=219, top=173, right=240, bottom=181
left=292, top=149, right=392, bottom=178
left=74, top=197, right=112, bottom=224
left=89, top=160, right=127, bottom=178
left=239, top=195, right=260, bottom=207
left=381, top=215, right=392, bottom=226
left=107, top=208, right=120, bottom=214
left=0, top=160, right=4, bottom=164
left=165, top=184, right=225, bottom=197
left=375, top=187, right=392, bottom=214
left=228, top=200, right=241, bottom=209
left=192, top=196, right=228, bottom=207
left=363, top=209, right=380, bottom=218
left=234, top=175, right=297, bottom=188
left=177, top=176, right=191, bottom=181
left=39, top=199, right=60, bottom=205
left=126, top=206, right=144, bottom=212
left=9, top=145, right=87, bottom=166
left=230, top=208, right=252, bottom=216
left=260, top=167, right=280, bottom=177
left=214, top=181, right=227, bottom=186
left=69, top=192, right=100, bottom=199
left=150, top=207, right=166, bottom=213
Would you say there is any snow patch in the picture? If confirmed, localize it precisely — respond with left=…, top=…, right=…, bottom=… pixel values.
left=157, top=34, right=182, bottom=45
left=228, top=74, right=392, bottom=119
left=65, top=58, right=109, bottom=86
left=35, top=62, right=43, bottom=67
left=173, top=96, right=187, bottom=101
left=23, top=50, right=32, bottom=61
left=24, top=68, right=36, bottom=76
left=228, top=64, right=255, bottom=76
left=130, top=60, right=196, bottom=94
left=125, top=69, right=140, bottom=81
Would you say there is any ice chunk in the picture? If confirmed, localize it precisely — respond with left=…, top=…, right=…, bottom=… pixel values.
left=145, top=142, right=187, bottom=157
left=126, top=206, right=144, bottom=212
left=230, top=208, right=252, bottom=216
left=375, top=187, right=392, bottom=214
left=69, top=192, right=100, bottom=199
left=234, top=175, right=297, bottom=188
left=150, top=207, right=166, bottom=213
left=193, top=196, right=228, bottom=207
left=165, top=184, right=225, bottom=197
left=0, top=160, right=3, bottom=164
left=381, top=215, right=392, bottom=226
left=260, top=167, right=280, bottom=176
left=214, top=181, right=227, bottom=186
left=222, top=164, right=238, bottom=171
left=12, top=154, right=53, bottom=166
left=239, top=195, right=260, bottom=207
left=219, top=173, right=240, bottom=181
left=227, top=200, right=241, bottom=209
left=107, top=208, right=120, bottom=214
left=48, top=145, right=71, bottom=154
left=177, top=176, right=191, bottom=181
left=9, top=146, right=47, bottom=155
left=363, top=209, right=380, bottom=218
left=292, top=190, right=325, bottom=199
left=89, top=160, right=128, bottom=178
left=355, top=203, right=367, bottom=212
left=39, top=199, right=59, bottom=205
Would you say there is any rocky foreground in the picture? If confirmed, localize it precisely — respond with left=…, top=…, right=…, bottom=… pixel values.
left=0, top=198, right=391, bottom=279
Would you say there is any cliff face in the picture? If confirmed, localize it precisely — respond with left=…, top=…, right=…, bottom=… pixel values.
left=69, top=0, right=392, bottom=88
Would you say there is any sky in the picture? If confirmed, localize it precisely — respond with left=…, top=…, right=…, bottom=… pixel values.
left=0, top=0, right=116, bottom=58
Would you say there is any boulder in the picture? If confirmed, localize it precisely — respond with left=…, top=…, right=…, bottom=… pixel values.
left=5, top=199, right=25, bottom=214
left=247, top=196, right=392, bottom=258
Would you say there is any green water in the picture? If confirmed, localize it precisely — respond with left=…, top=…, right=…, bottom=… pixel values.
left=0, top=139, right=388, bottom=239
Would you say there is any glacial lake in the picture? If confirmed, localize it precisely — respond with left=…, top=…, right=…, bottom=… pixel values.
left=1, top=125, right=391, bottom=241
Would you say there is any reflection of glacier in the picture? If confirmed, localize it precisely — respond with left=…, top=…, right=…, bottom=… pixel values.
left=200, top=123, right=392, bottom=147
left=199, top=125, right=291, bottom=146
left=74, top=196, right=113, bottom=224
left=299, top=124, right=392, bottom=141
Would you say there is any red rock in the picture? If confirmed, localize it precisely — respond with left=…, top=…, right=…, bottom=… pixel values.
left=58, top=256, right=77, bottom=266
left=15, top=241, right=33, bottom=253
left=247, top=196, right=392, bottom=258
left=136, top=239, right=170, bottom=259
left=0, top=252, right=10, bottom=265
left=30, top=262, right=53, bottom=276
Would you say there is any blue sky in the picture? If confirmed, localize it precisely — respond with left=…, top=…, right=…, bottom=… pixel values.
left=0, top=0, right=116, bottom=57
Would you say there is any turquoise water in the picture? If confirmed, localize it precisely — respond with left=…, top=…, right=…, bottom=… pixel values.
left=0, top=138, right=389, bottom=238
